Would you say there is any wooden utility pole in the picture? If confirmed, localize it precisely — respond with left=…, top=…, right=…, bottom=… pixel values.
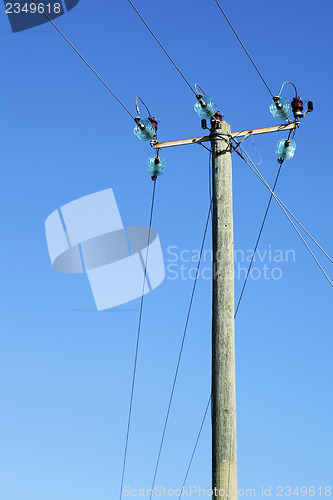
left=152, top=119, right=296, bottom=500
left=210, top=117, right=237, bottom=500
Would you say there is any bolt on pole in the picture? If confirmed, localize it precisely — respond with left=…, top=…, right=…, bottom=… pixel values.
left=211, top=117, right=237, bottom=500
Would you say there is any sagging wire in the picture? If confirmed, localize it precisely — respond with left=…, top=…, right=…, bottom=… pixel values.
left=30, top=0, right=135, bottom=120
left=194, top=83, right=206, bottom=96
left=174, top=124, right=326, bottom=491
left=135, top=96, right=152, bottom=119
left=278, top=81, right=298, bottom=98
left=31, top=0, right=165, bottom=169
left=169, top=141, right=215, bottom=500
left=148, top=198, right=213, bottom=500
left=251, top=136, right=262, bottom=166
left=178, top=395, right=212, bottom=499
left=242, top=145, right=333, bottom=266
left=127, top=2, right=221, bottom=117
left=234, top=129, right=294, bottom=317
left=148, top=136, right=213, bottom=499
left=119, top=180, right=158, bottom=500
left=234, top=144, right=333, bottom=288
left=234, top=158, right=284, bottom=318
left=127, top=0, right=197, bottom=96
left=212, top=0, right=274, bottom=98
left=178, top=153, right=328, bottom=491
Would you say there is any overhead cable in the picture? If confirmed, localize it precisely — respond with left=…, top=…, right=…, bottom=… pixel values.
left=179, top=137, right=333, bottom=489
left=31, top=0, right=135, bottom=119
left=278, top=81, right=298, bottom=97
left=234, top=128, right=294, bottom=318
left=178, top=395, right=212, bottom=499
left=236, top=143, right=333, bottom=266
left=213, top=0, right=274, bottom=97
left=119, top=180, right=158, bottom=500
left=234, top=158, right=284, bottom=318
left=136, top=96, right=152, bottom=118
left=127, top=0, right=197, bottom=96
left=148, top=199, right=213, bottom=500
left=234, top=146, right=333, bottom=287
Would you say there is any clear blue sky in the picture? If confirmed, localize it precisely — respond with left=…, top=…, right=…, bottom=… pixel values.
left=0, top=1, right=332, bottom=499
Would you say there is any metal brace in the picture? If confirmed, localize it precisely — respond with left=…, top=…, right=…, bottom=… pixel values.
left=230, top=131, right=253, bottom=153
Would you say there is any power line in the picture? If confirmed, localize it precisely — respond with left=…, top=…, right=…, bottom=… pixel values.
left=195, top=143, right=212, bottom=199
left=236, top=142, right=333, bottom=266
left=213, top=0, right=274, bottom=98
left=278, top=205, right=333, bottom=265
left=181, top=137, right=333, bottom=487
left=119, top=180, right=158, bottom=500
left=30, top=0, right=135, bottom=119
left=178, top=395, right=211, bottom=499
left=33, top=1, right=209, bottom=488
left=272, top=202, right=333, bottom=286
left=234, top=158, right=284, bottom=318
left=148, top=199, right=212, bottom=500
left=234, top=146, right=333, bottom=287
left=178, top=149, right=281, bottom=487
left=127, top=0, right=197, bottom=96
left=238, top=145, right=333, bottom=266
left=233, top=128, right=295, bottom=318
